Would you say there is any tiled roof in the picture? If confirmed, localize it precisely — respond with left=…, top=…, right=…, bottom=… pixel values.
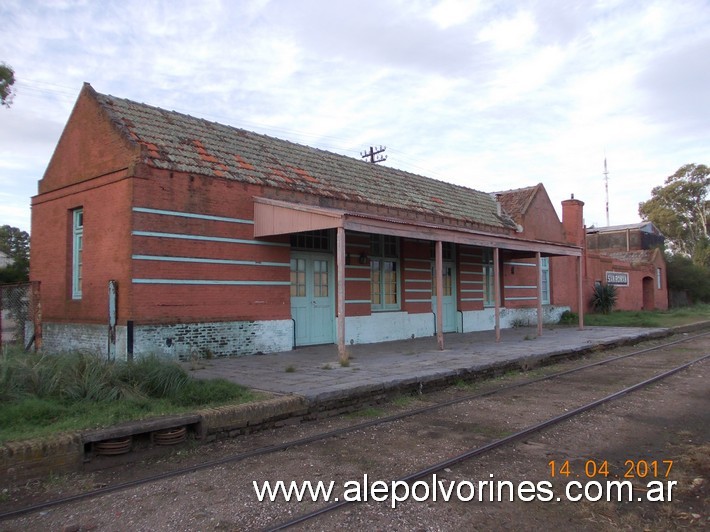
left=605, top=250, right=656, bottom=264
left=89, top=85, right=512, bottom=231
left=493, top=184, right=541, bottom=223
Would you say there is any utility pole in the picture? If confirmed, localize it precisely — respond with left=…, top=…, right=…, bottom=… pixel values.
left=603, top=157, right=610, bottom=226
left=361, top=145, right=387, bottom=164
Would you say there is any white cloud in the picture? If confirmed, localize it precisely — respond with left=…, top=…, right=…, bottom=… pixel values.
left=429, top=0, right=481, bottom=29
left=1, top=0, right=710, bottom=234
left=477, top=10, right=537, bottom=51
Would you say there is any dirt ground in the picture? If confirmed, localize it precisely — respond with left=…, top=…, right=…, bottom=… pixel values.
left=1, top=336, right=708, bottom=531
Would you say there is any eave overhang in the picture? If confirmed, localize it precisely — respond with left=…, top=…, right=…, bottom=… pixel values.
left=253, top=197, right=582, bottom=257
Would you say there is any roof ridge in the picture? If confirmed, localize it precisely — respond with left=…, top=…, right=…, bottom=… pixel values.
left=93, top=88, right=501, bottom=198
left=86, top=85, right=514, bottom=231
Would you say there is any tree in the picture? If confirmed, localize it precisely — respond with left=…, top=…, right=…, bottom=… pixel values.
left=638, top=164, right=709, bottom=265
left=665, top=253, right=710, bottom=303
left=0, top=62, right=15, bottom=107
left=0, top=225, right=30, bottom=282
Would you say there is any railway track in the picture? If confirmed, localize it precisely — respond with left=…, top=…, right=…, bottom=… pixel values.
left=267, top=352, right=709, bottom=530
left=1, top=330, right=708, bottom=526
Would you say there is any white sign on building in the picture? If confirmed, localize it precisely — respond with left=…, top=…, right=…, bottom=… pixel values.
left=606, top=271, right=629, bottom=286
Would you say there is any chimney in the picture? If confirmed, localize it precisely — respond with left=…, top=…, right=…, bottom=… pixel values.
left=562, top=194, right=585, bottom=246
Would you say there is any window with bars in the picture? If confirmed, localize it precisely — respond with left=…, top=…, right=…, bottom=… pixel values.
left=370, top=235, right=400, bottom=310
left=290, top=258, right=306, bottom=297
left=540, top=257, right=550, bottom=304
left=290, top=230, right=332, bottom=251
left=483, top=248, right=495, bottom=307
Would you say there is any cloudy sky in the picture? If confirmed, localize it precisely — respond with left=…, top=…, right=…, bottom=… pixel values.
left=2, top=0, right=709, bottom=234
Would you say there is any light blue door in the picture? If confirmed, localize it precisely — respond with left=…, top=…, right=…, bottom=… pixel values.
left=432, top=261, right=457, bottom=333
left=291, top=253, right=335, bottom=346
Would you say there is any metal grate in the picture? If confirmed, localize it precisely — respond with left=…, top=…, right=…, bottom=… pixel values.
left=0, top=281, right=40, bottom=350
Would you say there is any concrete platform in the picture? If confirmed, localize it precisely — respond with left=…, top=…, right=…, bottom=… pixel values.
left=186, top=326, right=669, bottom=403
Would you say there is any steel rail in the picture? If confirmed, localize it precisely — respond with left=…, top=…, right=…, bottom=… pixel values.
left=266, top=352, right=710, bottom=531
left=1, top=330, right=708, bottom=521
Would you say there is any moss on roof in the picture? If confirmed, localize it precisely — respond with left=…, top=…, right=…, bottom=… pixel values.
left=92, top=86, right=512, bottom=230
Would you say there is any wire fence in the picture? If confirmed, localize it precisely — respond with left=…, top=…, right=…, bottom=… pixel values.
left=0, top=281, right=41, bottom=350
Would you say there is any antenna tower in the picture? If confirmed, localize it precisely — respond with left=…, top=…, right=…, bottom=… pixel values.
left=604, top=157, right=610, bottom=226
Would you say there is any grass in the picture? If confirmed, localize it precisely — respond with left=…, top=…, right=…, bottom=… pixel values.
left=0, top=349, right=258, bottom=443
left=583, top=304, right=710, bottom=328
left=392, top=394, right=418, bottom=408
left=346, top=406, right=383, bottom=418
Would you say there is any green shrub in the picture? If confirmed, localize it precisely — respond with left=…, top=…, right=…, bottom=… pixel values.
left=125, top=356, right=189, bottom=398
left=667, top=253, right=710, bottom=302
left=590, top=283, right=618, bottom=314
left=558, top=310, right=578, bottom=325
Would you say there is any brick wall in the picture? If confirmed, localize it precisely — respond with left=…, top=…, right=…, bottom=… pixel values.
left=31, top=175, right=134, bottom=325
left=38, top=84, right=139, bottom=194
left=0, top=434, right=83, bottom=488
left=37, top=322, right=126, bottom=357
left=130, top=167, right=292, bottom=324
left=134, top=319, right=293, bottom=359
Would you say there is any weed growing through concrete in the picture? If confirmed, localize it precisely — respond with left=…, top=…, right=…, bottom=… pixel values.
left=392, top=394, right=417, bottom=408
left=454, top=379, right=478, bottom=391
left=347, top=406, right=383, bottom=418
left=284, top=365, right=296, bottom=373
left=339, top=359, right=350, bottom=367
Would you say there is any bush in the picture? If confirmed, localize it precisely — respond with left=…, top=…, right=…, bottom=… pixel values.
left=558, top=310, right=578, bottom=325
left=0, top=350, right=249, bottom=404
left=666, top=253, right=710, bottom=303
left=590, top=283, right=617, bottom=314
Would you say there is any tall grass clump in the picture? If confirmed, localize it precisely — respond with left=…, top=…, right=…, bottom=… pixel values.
left=0, top=349, right=256, bottom=442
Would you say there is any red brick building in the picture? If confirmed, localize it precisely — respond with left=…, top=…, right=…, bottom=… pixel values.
left=586, top=223, right=668, bottom=311
left=29, top=84, right=657, bottom=360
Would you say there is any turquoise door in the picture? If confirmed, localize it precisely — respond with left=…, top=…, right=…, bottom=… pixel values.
left=432, top=261, right=457, bottom=333
left=291, top=253, right=335, bottom=346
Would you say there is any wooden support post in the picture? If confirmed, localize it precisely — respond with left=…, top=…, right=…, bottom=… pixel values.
left=536, top=252, right=543, bottom=337
left=435, top=240, right=444, bottom=351
left=337, top=226, right=348, bottom=363
left=494, top=247, right=501, bottom=342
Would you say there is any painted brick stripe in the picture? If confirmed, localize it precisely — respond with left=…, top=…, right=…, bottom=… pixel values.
left=133, top=207, right=254, bottom=224
left=132, top=231, right=288, bottom=247
left=132, top=279, right=291, bottom=286
left=132, top=254, right=289, bottom=267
